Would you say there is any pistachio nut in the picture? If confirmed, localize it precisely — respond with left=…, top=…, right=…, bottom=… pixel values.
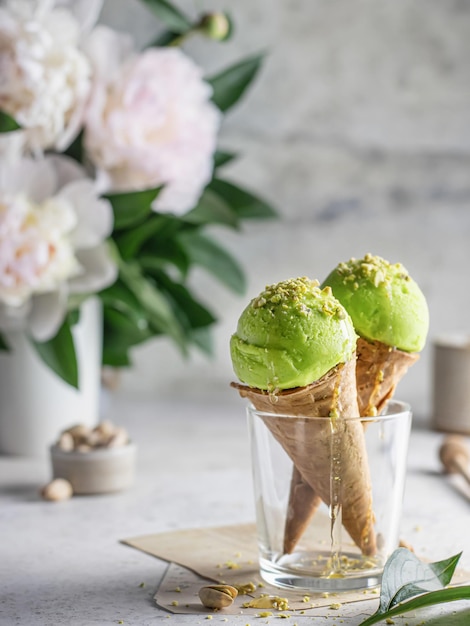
left=198, top=584, right=238, bottom=609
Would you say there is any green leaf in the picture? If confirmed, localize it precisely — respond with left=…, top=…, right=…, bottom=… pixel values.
left=358, top=586, right=470, bottom=626
left=207, top=53, right=265, bottom=112
left=119, top=261, right=186, bottom=351
left=390, top=552, right=462, bottom=608
left=0, top=110, right=21, bottom=133
left=103, top=187, right=162, bottom=230
left=139, top=241, right=190, bottom=277
left=101, top=306, right=153, bottom=367
left=114, top=214, right=170, bottom=259
left=184, top=188, right=239, bottom=228
left=148, top=29, right=182, bottom=46
left=189, top=326, right=214, bottom=355
left=31, top=318, right=79, bottom=388
left=209, top=178, right=277, bottom=220
left=378, top=549, right=461, bottom=614
left=358, top=549, right=467, bottom=626
left=0, top=332, right=9, bottom=351
left=178, top=231, right=246, bottom=294
left=139, top=0, right=192, bottom=33
left=100, top=280, right=150, bottom=333
left=63, top=130, right=84, bottom=164
left=149, top=271, right=216, bottom=330
left=214, top=150, right=237, bottom=169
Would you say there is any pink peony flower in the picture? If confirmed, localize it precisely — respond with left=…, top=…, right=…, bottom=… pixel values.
left=84, top=27, right=221, bottom=214
left=0, top=0, right=102, bottom=152
left=0, top=154, right=116, bottom=341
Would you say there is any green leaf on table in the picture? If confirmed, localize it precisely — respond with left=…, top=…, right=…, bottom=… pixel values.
left=207, top=53, right=265, bottom=112
left=358, top=549, right=469, bottom=626
left=0, top=332, right=9, bottom=351
left=0, top=110, right=21, bottom=133
left=178, top=231, right=246, bottom=294
left=378, top=548, right=461, bottom=613
left=213, top=150, right=237, bottom=169
left=139, top=0, right=192, bottom=33
left=30, top=317, right=79, bottom=388
left=103, top=187, right=162, bottom=230
left=184, top=188, right=239, bottom=228
left=209, top=178, right=277, bottom=220
left=359, top=586, right=470, bottom=626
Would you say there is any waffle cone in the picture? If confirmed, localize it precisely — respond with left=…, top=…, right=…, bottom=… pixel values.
left=356, top=337, right=419, bottom=417
left=232, top=358, right=377, bottom=556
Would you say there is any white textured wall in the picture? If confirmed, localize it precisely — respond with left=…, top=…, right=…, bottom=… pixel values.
left=100, top=0, right=470, bottom=422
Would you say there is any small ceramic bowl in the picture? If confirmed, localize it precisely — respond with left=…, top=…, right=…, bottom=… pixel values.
left=50, top=442, right=137, bottom=495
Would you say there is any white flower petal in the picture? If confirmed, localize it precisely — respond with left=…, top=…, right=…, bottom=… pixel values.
left=83, top=45, right=220, bottom=214
left=0, top=132, right=27, bottom=164
left=0, top=2, right=92, bottom=152
left=58, top=179, right=114, bottom=248
left=46, top=154, right=86, bottom=189
left=56, top=0, right=103, bottom=35
left=68, top=244, right=117, bottom=294
left=84, top=25, right=134, bottom=81
left=0, top=158, right=58, bottom=202
left=28, top=288, right=68, bottom=342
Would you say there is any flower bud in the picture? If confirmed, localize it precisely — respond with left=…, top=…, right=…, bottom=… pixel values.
left=199, top=13, right=230, bottom=41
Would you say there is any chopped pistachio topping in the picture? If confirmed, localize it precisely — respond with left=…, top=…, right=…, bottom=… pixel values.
left=336, top=253, right=409, bottom=289
left=250, top=277, right=345, bottom=321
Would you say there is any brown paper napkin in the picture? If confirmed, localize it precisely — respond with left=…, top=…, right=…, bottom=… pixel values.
left=122, top=522, right=470, bottom=617
left=122, top=521, right=385, bottom=616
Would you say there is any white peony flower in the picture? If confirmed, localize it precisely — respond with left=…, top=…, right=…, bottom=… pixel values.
left=0, top=0, right=103, bottom=152
left=0, top=154, right=116, bottom=341
left=84, top=27, right=221, bottom=214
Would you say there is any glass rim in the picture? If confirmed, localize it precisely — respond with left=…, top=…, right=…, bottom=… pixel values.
left=246, top=398, right=411, bottom=423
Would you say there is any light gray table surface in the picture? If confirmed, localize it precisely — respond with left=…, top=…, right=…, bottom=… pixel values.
left=1, top=393, right=470, bottom=626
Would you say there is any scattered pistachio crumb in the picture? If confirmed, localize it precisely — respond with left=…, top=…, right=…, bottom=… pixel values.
left=330, top=603, right=342, bottom=610
left=257, top=612, right=273, bottom=617
left=385, top=619, right=395, bottom=625
left=235, top=552, right=242, bottom=557
left=224, top=560, right=240, bottom=569
left=118, top=622, right=123, bottom=625
left=205, top=616, right=213, bottom=620
left=370, top=589, right=379, bottom=594
left=138, top=582, right=145, bottom=588
left=414, top=525, right=422, bottom=532
left=321, top=592, right=329, bottom=598
left=170, top=600, right=178, bottom=607
left=302, top=595, right=310, bottom=603
left=174, top=586, right=181, bottom=592
left=278, top=614, right=290, bottom=619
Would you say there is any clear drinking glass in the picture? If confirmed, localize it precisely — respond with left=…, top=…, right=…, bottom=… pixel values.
left=247, top=400, right=412, bottom=592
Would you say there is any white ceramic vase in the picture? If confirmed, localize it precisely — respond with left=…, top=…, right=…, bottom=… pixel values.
left=0, top=298, right=103, bottom=456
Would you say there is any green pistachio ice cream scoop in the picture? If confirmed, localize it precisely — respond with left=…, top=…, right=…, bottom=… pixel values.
left=230, top=276, right=357, bottom=391
left=321, top=253, right=429, bottom=353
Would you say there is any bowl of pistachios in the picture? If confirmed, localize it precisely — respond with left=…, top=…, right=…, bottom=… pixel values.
left=49, top=420, right=136, bottom=495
